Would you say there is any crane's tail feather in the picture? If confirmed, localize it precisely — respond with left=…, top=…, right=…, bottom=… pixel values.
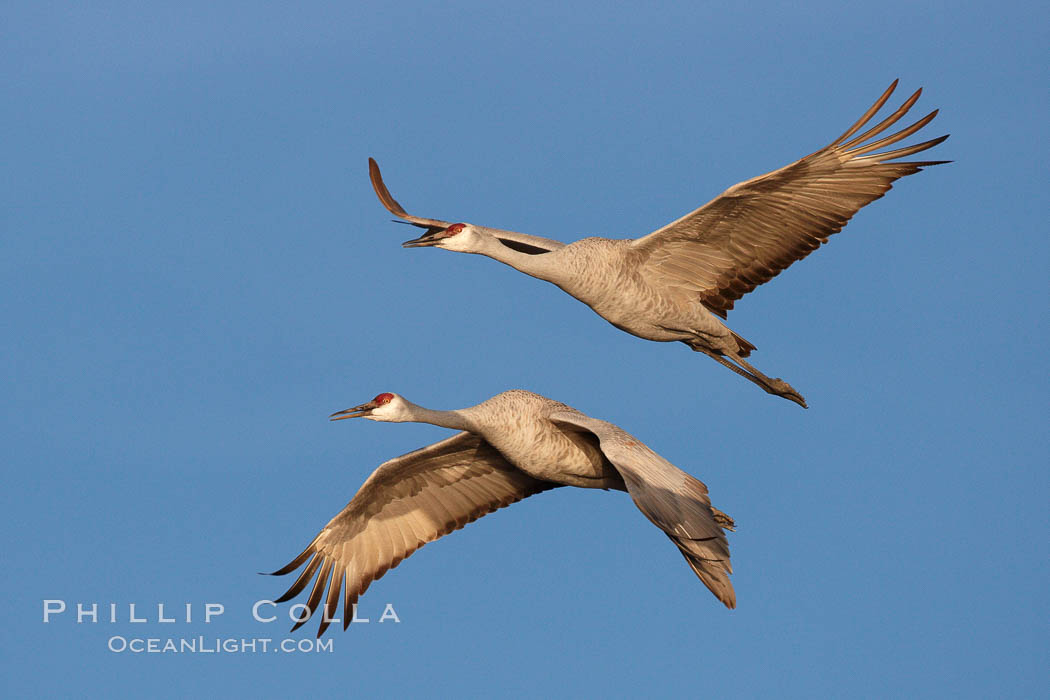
left=731, top=331, right=756, bottom=358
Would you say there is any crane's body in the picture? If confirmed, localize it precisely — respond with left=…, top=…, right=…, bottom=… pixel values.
left=270, top=390, right=735, bottom=636
left=373, top=80, right=950, bottom=408
left=457, top=390, right=624, bottom=489
left=449, top=234, right=741, bottom=346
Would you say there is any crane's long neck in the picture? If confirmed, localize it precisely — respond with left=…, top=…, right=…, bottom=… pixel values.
left=473, top=235, right=568, bottom=286
left=399, top=401, right=475, bottom=432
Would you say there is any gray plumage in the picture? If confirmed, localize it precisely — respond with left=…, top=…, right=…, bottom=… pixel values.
left=270, top=390, right=734, bottom=637
left=373, top=80, right=949, bottom=408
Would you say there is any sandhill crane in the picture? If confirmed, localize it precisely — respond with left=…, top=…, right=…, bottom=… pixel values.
left=370, top=80, right=949, bottom=408
left=270, top=390, right=735, bottom=637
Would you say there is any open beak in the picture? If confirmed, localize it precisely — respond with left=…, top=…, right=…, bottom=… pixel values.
left=329, top=401, right=377, bottom=421
left=401, top=227, right=448, bottom=248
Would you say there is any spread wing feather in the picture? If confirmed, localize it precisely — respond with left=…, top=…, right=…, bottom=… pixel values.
left=632, top=80, right=949, bottom=318
left=548, top=411, right=736, bottom=609
left=270, top=431, right=559, bottom=636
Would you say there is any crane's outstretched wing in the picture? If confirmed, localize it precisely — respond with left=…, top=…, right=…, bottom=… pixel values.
left=369, top=157, right=567, bottom=254
left=548, top=411, right=736, bottom=609
left=269, top=432, right=559, bottom=636
left=632, top=80, right=949, bottom=318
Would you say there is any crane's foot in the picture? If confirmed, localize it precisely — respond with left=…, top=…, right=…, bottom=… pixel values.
left=687, top=341, right=809, bottom=408
left=711, top=507, right=736, bottom=531
left=767, top=378, right=807, bottom=408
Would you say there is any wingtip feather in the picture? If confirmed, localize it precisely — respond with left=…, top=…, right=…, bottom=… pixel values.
left=829, top=79, right=901, bottom=147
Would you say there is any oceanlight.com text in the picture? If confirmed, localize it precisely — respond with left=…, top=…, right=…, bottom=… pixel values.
left=106, top=636, right=333, bottom=654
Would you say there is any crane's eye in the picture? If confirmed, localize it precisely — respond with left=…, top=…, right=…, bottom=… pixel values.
left=373, top=393, right=394, bottom=405
left=446, top=223, right=466, bottom=234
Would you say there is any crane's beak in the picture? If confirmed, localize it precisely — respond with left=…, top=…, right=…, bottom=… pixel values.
left=401, top=227, right=448, bottom=248
left=329, top=400, right=378, bottom=421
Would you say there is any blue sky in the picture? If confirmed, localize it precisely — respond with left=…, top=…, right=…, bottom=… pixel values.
left=3, top=2, right=1047, bottom=697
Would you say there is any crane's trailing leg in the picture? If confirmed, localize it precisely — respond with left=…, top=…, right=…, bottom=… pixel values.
left=711, top=507, right=735, bottom=531
left=689, top=343, right=808, bottom=408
